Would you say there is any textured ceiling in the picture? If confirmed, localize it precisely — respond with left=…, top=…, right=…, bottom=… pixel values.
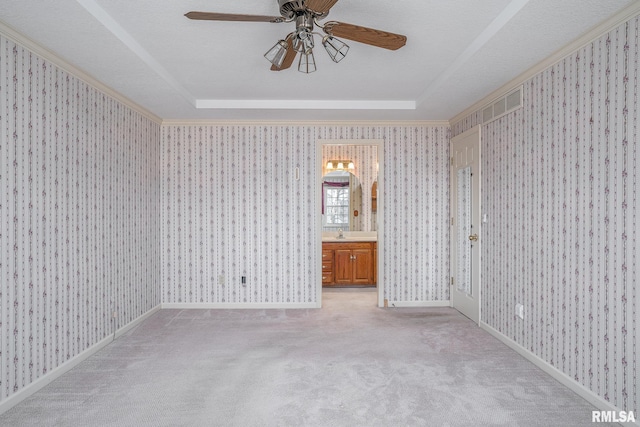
left=0, top=0, right=637, bottom=121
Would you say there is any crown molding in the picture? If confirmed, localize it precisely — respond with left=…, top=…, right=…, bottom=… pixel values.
left=0, top=20, right=163, bottom=125
left=449, top=1, right=640, bottom=125
left=160, top=119, right=451, bottom=127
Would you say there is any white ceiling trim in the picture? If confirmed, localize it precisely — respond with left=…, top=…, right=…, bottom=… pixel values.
left=161, top=119, right=450, bottom=127
left=195, top=99, right=416, bottom=110
left=416, top=0, right=531, bottom=106
left=76, top=0, right=196, bottom=106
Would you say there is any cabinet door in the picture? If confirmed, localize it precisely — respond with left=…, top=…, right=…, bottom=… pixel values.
left=352, top=248, right=372, bottom=284
left=334, top=249, right=353, bottom=284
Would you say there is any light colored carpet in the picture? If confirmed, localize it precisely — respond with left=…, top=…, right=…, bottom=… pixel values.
left=0, top=288, right=612, bottom=426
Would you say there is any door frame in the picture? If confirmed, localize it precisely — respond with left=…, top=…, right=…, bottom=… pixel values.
left=317, top=139, right=385, bottom=307
left=449, top=126, right=481, bottom=324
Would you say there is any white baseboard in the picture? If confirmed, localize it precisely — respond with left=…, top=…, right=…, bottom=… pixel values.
left=113, top=305, right=161, bottom=338
left=162, top=302, right=319, bottom=309
left=0, top=305, right=161, bottom=415
left=480, top=321, right=639, bottom=426
left=386, top=300, right=450, bottom=308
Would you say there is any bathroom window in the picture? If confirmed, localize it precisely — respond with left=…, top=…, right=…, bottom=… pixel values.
left=323, top=187, right=350, bottom=228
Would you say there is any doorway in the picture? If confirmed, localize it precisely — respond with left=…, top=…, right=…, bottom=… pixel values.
left=450, top=126, right=481, bottom=323
left=317, top=139, right=384, bottom=307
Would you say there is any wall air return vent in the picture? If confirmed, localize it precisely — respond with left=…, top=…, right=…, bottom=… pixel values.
left=481, top=86, right=523, bottom=124
left=482, top=105, right=493, bottom=123
left=493, top=97, right=506, bottom=117
left=453, top=85, right=523, bottom=133
left=506, top=89, right=522, bottom=111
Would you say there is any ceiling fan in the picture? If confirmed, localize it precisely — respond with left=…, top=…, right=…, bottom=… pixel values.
left=185, top=0, right=407, bottom=73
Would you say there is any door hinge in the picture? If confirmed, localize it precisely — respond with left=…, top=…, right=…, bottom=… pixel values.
left=451, top=216, right=454, bottom=226
left=451, top=277, right=454, bottom=286
left=450, top=156, right=454, bottom=166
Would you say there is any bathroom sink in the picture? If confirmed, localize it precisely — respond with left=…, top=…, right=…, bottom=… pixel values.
left=321, top=233, right=377, bottom=242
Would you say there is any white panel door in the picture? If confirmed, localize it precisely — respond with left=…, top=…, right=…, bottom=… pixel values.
left=450, top=126, right=481, bottom=323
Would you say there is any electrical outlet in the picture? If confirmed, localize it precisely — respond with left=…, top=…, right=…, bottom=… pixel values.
left=241, top=276, right=246, bottom=285
left=112, top=311, right=117, bottom=318
left=515, top=303, right=524, bottom=320
left=218, top=275, right=225, bottom=285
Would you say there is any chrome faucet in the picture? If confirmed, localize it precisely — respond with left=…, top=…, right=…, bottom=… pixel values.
left=337, top=228, right=345, bottom=239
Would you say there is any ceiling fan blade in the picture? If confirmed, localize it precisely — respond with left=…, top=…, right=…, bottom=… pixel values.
left=185, top=11, right=283, bottom=23
left=305, top=0, right=340, bottom=14
left=324, top=22, right=407, bottom=50
left=271, top=38, right=297, bottom=71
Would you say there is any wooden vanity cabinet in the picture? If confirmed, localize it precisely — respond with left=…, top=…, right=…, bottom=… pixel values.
left=322, top=242, right=375, bottom=286
left=322, top=249, right=334, bottom=284
left=373, top=242, right=377, bottom=284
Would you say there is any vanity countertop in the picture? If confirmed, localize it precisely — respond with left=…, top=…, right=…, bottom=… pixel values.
left=321, top=232, right=377, bottom=242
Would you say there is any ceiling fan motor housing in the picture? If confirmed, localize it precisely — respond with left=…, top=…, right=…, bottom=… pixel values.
left=278, top=0, right=307, bottom=19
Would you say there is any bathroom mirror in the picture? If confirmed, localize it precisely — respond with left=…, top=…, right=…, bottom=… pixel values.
left=322, top=171, right=363, bottom=231
left=321, top=144, right=378, bottom=232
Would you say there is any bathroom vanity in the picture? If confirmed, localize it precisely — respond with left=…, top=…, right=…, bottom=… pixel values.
left=322, top=237, right=377, bottom=287
left=320, top=148, right=378, bottom=287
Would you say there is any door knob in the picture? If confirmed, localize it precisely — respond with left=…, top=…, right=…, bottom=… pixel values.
left=468, top=234, right=478, bottom=242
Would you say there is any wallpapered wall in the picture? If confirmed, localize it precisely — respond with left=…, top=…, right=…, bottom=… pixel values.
left=0, top=35, right=161, bottom=403
left=322, top=144, right=378, bottom=232
left=4, top=8, right=637, bottom=416
left=1, top=26, right=451, bottom=406
left=160, top=125, right=450, bottom=305
left=453, top=15, right=639, bottom=416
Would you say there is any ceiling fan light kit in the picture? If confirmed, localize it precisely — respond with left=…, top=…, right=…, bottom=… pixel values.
left=294, top=29, right=314, bottom=54
left=322, top=35, right=349, bottom=63
left=298, top=49, right=317, bottom=73
left=264, top=39, right=290, bottom=68
left=185, top=0, right=407, bottom=73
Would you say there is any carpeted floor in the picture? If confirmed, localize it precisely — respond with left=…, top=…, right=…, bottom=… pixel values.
left=0, top=288, right=613, bottom=426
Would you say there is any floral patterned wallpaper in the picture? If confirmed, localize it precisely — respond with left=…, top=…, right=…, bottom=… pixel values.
left=160, top=125, right=451, bottom=305
left=453, top=14, right=639, bottom=418
left=0, top=35, right=161, bottom=404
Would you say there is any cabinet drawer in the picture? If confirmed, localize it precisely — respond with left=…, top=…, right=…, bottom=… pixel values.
left=322, top=272, right=334, bottom=283
left=323, top=242, right=373, bottom=250
left=322, top=262, right=333, bottom=271
left=322, top=250, right=334, bottom=260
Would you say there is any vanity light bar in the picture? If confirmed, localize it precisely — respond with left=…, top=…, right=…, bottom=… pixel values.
left=326, top=160, right=355, bottom=170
